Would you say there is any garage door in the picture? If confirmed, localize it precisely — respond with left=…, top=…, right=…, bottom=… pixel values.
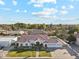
left=47, top=43, right=62, bottom=48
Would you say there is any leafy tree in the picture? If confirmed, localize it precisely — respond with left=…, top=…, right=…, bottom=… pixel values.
left=66, top=34, right=76, bottom=42
left=68, top=27, right=78, bottom=34
left=14, top=23, right=27, bottom=30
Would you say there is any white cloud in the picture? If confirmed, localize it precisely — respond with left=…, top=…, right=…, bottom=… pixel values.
left=40, top=15, right=56, bottom=20
left=60, top=10, right=68, bottom=15
left=16, top=9, right=20, bottom=13
left=16, top=9, right=27, bottom=13
left=29, top=0, right=56, bottom=4
left=60, top=5, right=74, bottom=16
left=0, top=0, right=5, bottom=5
left=43, top=8, right=58, bottom=14
left=29, top=0, right=56, bottom=8
left=61, top=6, right=66, bottom=10
left=32, top=8, right=57, bottom=16
left=44, top=15, right=57, bottom=19
left=69, top=5, right=74, bottom=9
left=0, top=8, right=11, bottom=11
left=24, top=10, right=27, bottom=13
left=61, top=5, right=74, bottom=10
left=32, top=8, right=58, bottom=18
left=12, top=0, right=17, bottom=6
left=33, top=4, right=43, bottom=7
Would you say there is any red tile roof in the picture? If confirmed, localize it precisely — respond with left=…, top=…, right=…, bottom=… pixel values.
left=17, top=34, right=58, bottom=43
left=17, top=34, right=49, bottom=42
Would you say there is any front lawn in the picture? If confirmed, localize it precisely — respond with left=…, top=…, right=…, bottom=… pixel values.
left=7, top=51, right=36, bottom=57
left=39, top=51, right=51, bottom=57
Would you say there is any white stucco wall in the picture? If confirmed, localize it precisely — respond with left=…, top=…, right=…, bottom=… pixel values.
left=13, top=37, right=17, bottom=41
left=76, top=38, right=79, bottom=45
left=17, top=41, right=62, bottom=48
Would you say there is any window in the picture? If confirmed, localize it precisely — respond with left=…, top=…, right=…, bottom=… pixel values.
left=20, top=44, right=23, bottom=46
left=16, top=43, right=19, bottom=46
left=26, top=43, right=28, bottom=46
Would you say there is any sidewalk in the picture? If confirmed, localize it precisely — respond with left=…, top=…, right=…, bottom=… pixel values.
left=50, top=52, right=54, bottom=57
left=36, top=51, right=39, bottom=57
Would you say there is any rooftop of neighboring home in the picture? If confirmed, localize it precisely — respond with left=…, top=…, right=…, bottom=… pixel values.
left=0, top=29, right=47, bottom=35
left=28, top=29, right=47, bottom=35
left=74, top=32, right=79, bottom=38
left=6, top=31, right=20, bottom=34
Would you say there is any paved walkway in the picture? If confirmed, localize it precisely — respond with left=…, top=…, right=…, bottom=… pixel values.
left=50, top=52, right=54, bottom=57
left=36, top=51, right=39, bottom=57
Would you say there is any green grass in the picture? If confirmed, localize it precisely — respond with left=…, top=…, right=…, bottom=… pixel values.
left=7, top=51, right=36, bottom=57
left=39, top=51, right=51, bottom=57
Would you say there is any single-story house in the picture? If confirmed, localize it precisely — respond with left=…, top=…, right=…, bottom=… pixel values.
left=5, top=31, right=21, bottom=35
left=0, top=36, right=17, bottom=47
left=16, top=33, right=62, bottom=48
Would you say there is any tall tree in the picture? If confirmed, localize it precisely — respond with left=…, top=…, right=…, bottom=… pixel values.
left=66, top=34, right=76, bottom=42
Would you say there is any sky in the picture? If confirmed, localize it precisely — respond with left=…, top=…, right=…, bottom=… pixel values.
left=0, top=0, right=79, bottom=24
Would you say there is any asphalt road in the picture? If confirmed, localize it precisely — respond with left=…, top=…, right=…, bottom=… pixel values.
left=70, top=44, right=79, bottom=53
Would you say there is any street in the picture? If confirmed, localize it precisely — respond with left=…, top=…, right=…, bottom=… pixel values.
left=70, top=44, right=79, bottom=54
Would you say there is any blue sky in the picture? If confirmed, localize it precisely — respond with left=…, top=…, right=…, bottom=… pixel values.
left=0, top=0, right=79, bottom=24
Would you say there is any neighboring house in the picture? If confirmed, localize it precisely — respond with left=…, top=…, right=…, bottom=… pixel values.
left=5, top=31, right=21, bottom=35
left=28, top=29, right=47, bottom=35
left=16, top=33, right=62, bottom=48
left=75, top=32, right=79, bottom=45
left=0, top=36, right=17, bottom=47
left=0, top=30, right=24, bottom=36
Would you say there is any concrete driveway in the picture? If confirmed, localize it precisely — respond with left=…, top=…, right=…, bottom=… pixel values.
left=50, top=48, right=76, bottom=59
